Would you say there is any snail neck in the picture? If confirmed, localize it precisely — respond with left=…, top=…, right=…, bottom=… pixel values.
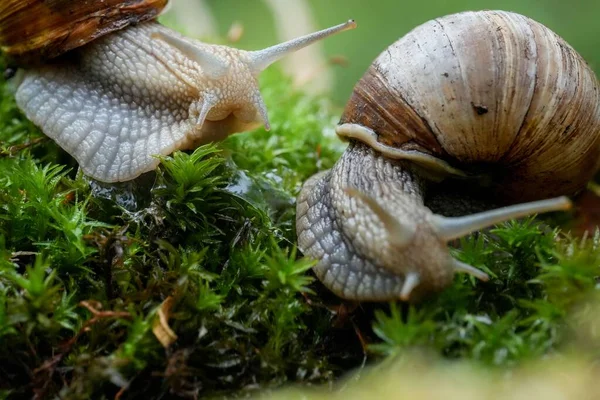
left=296, top=142, right=442, bottom=301
left=330, top=141, right=426, bottom=204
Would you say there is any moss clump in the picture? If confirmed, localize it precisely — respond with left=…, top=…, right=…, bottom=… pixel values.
left=1, top=54, right=599, bottom=399
left=0, top=62, right=361, bottom=399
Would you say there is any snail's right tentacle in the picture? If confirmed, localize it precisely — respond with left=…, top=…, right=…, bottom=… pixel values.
left=430, top=197, right=572, bottom=241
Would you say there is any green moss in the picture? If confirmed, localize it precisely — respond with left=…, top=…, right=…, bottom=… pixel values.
left=0, top=60, right=598, bottom=399
left=370, top=221, right=600, bottom=366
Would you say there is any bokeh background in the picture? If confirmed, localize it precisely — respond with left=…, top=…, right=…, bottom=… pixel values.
left=163, top=0, right=600, bottom=105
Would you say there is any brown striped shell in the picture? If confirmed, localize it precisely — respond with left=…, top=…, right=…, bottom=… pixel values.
left=0, top=0, right=169, bottom=66
left=338, top=10, right=600, bottom=203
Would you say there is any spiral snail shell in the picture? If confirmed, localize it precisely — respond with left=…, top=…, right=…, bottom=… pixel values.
left=296, top=10, right=600, bottom=302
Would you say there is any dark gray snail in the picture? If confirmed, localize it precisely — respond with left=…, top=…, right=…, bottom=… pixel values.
left=296, top=10, right=600, bottom=302
left=0, top=0, right=355, bottom=182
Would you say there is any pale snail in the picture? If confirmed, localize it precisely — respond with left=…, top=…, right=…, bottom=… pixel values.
left=0, top=0, right=355, bottom=182
left=296, top=10, right=600, bottom=302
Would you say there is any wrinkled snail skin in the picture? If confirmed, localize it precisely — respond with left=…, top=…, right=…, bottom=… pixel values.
left=297, top=10, right=596, bottom=302
left=10, top=15, right=356, bottom=182
left=296, top=143, right=434, bottom=301
left=14, top=22, right=261, bottom=183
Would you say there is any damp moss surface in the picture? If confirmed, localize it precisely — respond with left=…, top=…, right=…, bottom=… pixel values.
left=1, top=57, right=599, bottom=400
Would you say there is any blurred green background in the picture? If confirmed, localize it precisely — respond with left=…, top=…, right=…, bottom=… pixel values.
left=165, top=0, right=599, bottom=105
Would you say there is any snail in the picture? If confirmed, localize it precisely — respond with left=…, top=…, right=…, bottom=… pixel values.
left=0, top=0, right=355, bottom=182
left=296, top=10, right=600, bottom=302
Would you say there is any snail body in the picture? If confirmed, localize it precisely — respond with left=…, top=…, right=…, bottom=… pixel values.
left=297, top=10, right=599, bottom=302
left=1, top=0, right=355, bottom=182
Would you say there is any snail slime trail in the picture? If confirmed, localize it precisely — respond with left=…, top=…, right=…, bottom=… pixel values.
left=297, top=10, right=599, bottom=302
left=0, top=1, right=356, bottom=182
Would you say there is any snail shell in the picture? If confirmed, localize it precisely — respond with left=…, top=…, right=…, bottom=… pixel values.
left=338, top=10, right=600, bottom=203
left=0, top=0, right=169, bottom=66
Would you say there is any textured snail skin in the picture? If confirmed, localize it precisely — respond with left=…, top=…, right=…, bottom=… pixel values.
left=297, top=142, right=573, bottom=301
left=297, top=143, right=454, bottom=301
left=14, top=22, right=265, bottom=182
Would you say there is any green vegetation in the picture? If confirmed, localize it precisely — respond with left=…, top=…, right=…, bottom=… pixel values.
left=0, top=57, right=599, bottom=399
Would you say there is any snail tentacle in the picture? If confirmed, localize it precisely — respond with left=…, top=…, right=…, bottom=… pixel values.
left=430, top=197, right=572, bottom=241
left=247, top=19, right=356, bottom=74
left=151, top=31, right=229, bottom=79
left=196, top=94, right=217, bottom=127
left=450, top=259, right=489, bottom=282
left=399, top=272, right=420, bottom=301
left=250, top=87, right=271, bottom=131
left=343, top=187, right=416, bottom=248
